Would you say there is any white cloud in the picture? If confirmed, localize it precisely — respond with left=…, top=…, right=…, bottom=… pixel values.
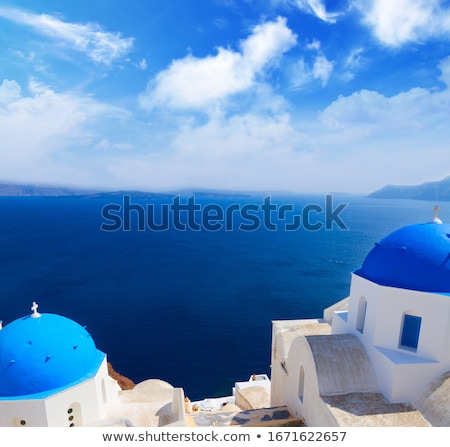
left=0, top=7, right=134, bottom=64
left=240, top=17, right=296, bottom=67
left=341, top=48, right=364, bottom=81
left=138, top=59, right=147, bottom=70
left=0, top=81, right=88, bottom=157
left=344, top=48, right=364, bottom=70
left=306, top=38, right=321, bottom=51
left=290, top=55, right=333, bottom=88
left=139, top=17, right=297, bottom=111
left=289, top=59, right=311, bottom=89
left=312, top=66, right=450, bottom=189
left=287, top=0, right=340, bottom=23
left=312, top=55, right=334, bottom=85
left=319, top=85, right=449, bottom=134
left=303, top=0, right=340, bottom=22
left=109, top=59, right=450, bottom=194
left=1, top=46, right=450, bottom=195
left=289, top=40, right=334, bottom=88
left=130, top=56, right=450, bottom=193
left=106, top=112, right=311, bottom=192
left=438, top=56, right=450, bottom=87
left=357, top=0, right=450, bottom=46
left=0, top=78, right=131, bottom=185
left=0, top=80, right=22, bottom=105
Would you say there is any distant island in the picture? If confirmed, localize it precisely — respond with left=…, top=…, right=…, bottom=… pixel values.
left=367, top=176, right=450, bottom=201
left=5, top=178, right=449, bottom=201
left=0, top=183, right=177, bottom=198
left=0, top=182, right=252, bottom=199
left=0, top=182, right=99, bottom=197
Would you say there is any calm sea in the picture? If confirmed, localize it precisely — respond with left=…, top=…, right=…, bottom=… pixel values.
left=0, top=194, right=448, bottom=400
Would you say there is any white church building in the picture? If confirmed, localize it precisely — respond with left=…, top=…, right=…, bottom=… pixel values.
left=0, top=302, right=188, bottom=427
left=270, top=209, right=450, bottom=426
left=0, top=302, right=123, bottom=427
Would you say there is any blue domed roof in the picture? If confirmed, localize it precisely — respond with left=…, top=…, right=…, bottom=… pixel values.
left=355, top=222, right=450, bottom=293
left=0, top=310, right=105, bottom=398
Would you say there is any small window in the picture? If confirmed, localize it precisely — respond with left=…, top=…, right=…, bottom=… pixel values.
left=298, top=366, right=305, bottom=403
left=400, top=314, right=421, bottom=351
left=356, top=296, right=367, bottom=333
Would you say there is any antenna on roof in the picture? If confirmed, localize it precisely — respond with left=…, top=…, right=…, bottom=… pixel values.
left=429, top=205, right=443, bottom=224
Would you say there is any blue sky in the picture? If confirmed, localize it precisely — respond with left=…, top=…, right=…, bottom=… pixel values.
left=0, top=0, right=449, bottom=194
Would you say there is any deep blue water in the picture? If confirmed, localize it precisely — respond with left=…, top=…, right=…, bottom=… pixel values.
left=0, top=194, right=448, bottom=400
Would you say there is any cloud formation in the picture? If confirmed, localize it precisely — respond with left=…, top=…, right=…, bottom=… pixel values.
left=0, top=7, right=134, bottom=64
left=96, top=55, right=450, bottom=194
left=1, top=4, right=449, bottom=193
left=1, top=53, right=450, bottom=193
left=0, top=78, right=131, bottom=185
left=357, top=0, right=450, bottom=46
left=281, top=0, right=450, bottom=47
left=285, top=0, right=340, bottom=23
left=289, top=39, right=334, bottom=89
left=139, top=17, right=297, bottom=110
left=0, top=79, right=21, bottom=105
left=315, top=58, right=450, bottom=188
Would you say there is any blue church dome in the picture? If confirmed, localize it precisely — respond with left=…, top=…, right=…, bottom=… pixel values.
left=355, top=222, right=450, bottom=293
left=0, top=305, right=105, bottom=398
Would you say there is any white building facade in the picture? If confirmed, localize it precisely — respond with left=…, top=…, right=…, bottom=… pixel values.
left=270, top=217, right=450, bottom=426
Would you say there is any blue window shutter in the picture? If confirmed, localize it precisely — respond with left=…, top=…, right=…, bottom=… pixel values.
left=401, top=315, right=421, bottom=349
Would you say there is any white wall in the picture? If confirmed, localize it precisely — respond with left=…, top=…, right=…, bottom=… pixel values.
left=0, top=399, right=48, bottom=427
left=332, top=274, right=450, bottom=402
left=270, top=272, right=450, bottom=425
left=0, top=357, right=120, bottom=427
left=270, top=332, right=338, bottom=426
